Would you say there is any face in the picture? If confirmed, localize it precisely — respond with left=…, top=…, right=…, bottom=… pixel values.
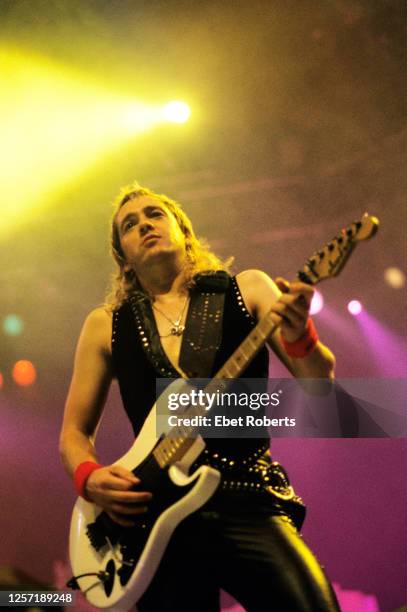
left=115, top=195, right=187, bottom=272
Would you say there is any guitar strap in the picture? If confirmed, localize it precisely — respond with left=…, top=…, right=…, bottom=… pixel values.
left=179, top=272, right=230, bottom=378
left=128, top=272, right=230, bottom=378
left=128, top=291, right=179, bottom=378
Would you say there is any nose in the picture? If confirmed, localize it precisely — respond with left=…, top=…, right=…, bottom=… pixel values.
left=139, top=220, right=154, bottom=237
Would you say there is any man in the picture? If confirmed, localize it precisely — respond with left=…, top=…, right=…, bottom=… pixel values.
left=60, top=185, right=339, bottom=611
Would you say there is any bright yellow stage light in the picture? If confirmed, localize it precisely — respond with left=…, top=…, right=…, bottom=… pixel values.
left=0, top=49, right=184, bottom=235
left=162, top=101, right=191, bottom=124
left=120, top=102, right=159, bottom=132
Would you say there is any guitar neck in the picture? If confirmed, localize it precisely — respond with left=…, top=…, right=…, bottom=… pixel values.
left=214, top=311, right=277, bottom=380
left=153, top=212, right=379, bottom=469
left=153, top=311, right=277, bottom=469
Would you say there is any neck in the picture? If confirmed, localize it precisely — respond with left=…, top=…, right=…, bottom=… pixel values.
left=136, top=256, right=189, bottom=300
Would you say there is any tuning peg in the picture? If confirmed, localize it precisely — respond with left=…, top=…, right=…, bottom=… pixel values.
left=327, top=243, right=335, bottom=251
left=317, top=250, right=325, bottom=259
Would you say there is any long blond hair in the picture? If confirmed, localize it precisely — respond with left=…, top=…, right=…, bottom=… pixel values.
left=105, top=184, right=233, bottom=309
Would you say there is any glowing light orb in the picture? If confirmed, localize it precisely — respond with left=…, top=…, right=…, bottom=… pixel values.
left=0, top=372, right=3, bottom=389
left=162, top=101, right=191, bottom=123
left=384, top=267, right=405, bottom=289
left=310, top=290, right=324, bottom=315
left=3, top=314, right=24, bottom=336
left=348, top=300, right=363, bottom=316
left=12, top=360, right=37, bottom=386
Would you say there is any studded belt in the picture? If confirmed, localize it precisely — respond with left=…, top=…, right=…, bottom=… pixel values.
left=193, top=445, right=301, bottom=501
left=191, top=444, right=306, bottom=530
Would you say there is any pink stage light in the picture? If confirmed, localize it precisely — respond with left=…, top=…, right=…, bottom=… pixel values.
left=310, top=290, right=324, bottom=315
left=348, top=300, right=363, bottom=316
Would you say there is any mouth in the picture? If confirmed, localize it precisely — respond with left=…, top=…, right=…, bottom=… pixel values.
left=142, top=234, right=160, bottom=246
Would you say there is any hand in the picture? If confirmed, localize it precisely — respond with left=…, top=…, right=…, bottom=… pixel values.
left=85, top=464, right=152, bottom=527
left=272, top=277, right=314, bottom=343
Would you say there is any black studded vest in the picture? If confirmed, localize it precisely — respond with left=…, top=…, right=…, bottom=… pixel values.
left=111, top=276, right=270, bottom=461
left=111, top=276, right=306, bottom=525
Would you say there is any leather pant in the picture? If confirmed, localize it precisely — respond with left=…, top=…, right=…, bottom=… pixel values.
left=138, top=491, right=340, bottom=612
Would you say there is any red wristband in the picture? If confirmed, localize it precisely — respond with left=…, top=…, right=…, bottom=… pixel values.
left=74, top=461, right=103, bottom=501
left=281, top=318, right=319, bottom=358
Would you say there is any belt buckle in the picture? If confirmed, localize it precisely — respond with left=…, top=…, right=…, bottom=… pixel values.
left=265, top=484, right=295, bottom=500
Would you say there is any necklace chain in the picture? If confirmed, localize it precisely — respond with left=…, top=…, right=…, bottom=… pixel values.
left=152, top=296, right=189, bottom=337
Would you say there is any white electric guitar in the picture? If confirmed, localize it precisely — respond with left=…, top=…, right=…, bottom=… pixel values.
left=68, top=214, right=378, bottom=611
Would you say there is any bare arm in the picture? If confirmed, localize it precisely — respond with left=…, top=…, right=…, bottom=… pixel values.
left=236, top=270, right=335, bottom=379
left=60, top=307, right=152, bottom=526
left=60, top=307, right=113, bottom=474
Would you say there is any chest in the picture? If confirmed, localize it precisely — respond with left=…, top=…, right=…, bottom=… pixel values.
left=159, top=335, right=183, bottom=373
left=152, top=307, right=187, bottom=373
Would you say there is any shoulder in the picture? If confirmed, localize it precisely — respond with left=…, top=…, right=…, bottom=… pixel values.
left=235, top=269, right=281, bottom=319
left=236, top=269, right=281, bottom=300
left=80, top=306, right=113, bottom=357
left=84, top=306, right=112, bottom=328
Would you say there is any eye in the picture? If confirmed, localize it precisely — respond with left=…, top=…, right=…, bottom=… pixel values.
left=123, top=219, right=135, bottom=232
left=150, top=209, right=164, bottom=218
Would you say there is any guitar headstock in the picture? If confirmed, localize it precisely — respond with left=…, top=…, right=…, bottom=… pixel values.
left=298, top=213, right=379, bottom=286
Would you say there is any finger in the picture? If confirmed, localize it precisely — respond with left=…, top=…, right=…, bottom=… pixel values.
left=291, top=294, right=312, bottom=315
left=111, top=503, right=149, bottom=516
left=293, top=293, right=312, bottom=310
left=277, top=294, right=310, bottom=317
left=272, top=302, right=307, bottom=328
left=109, top=490, right=153, bottom=503
left=287, top=282, right=315, bottom=298
left=267, top=310, right=285, bottom=328
left=274, top=277, right=290, bottom=293
left=289, top=280, right=314, bottom=290
left=110, top=465, right=140, bottom=485
left=101, top=475, right=138, bottom=492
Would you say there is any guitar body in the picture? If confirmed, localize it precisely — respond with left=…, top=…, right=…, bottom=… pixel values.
left=69, top=389, right=221, bottom=611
